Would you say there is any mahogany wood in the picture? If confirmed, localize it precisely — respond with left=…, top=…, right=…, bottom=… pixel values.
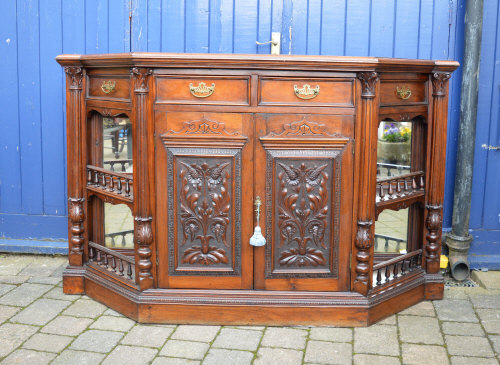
left=58, top=53, right=457, bottom=326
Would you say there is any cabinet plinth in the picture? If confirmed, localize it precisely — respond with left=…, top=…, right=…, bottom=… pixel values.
left=57, top=53, right=458, bottom=326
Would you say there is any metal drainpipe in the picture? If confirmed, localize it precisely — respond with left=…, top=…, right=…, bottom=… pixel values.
left=444, top=0, right=484, bottom=281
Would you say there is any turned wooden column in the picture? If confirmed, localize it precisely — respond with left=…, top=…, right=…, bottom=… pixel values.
left=353, top=72, right=379, bottom=295
left=425, top=72, right=451, bottom=274
left=131, top=67, right=154, bottom=290
left=65, top=66, right=85, bottom=266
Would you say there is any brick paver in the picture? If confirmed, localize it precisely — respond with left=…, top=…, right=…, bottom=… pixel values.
left=0, top=253, right=499, bottom=364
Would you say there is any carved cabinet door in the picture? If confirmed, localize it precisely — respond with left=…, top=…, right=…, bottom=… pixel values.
left=156, top=111, right=254, bottom=289
left=253, top=114, right=354, bottom=291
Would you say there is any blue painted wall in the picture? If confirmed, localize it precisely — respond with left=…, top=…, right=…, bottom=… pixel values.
left=0, top=0, right=496, bottom=263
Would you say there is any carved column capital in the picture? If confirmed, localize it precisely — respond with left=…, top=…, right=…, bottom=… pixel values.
left=431, top=72, right=451, bottom=97
left=357, top=72, right=379, bottom=98
left=64, top=66, right=83, bottom=90
left=135, top=216, right=153, bottom=289
left=131, top=67, right=152, bottom=93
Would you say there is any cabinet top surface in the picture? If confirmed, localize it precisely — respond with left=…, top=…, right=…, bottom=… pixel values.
left=56, top=52, right=458, bottom=73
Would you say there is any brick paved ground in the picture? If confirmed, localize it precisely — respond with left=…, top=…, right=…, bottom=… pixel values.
left=0, top=254, right=499, bottom=365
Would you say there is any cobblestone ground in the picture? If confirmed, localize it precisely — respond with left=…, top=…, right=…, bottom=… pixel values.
left=0, top=254, right=499, bottom=365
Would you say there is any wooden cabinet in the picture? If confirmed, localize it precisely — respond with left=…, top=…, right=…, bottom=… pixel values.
left=57, top=54, right=458, bottom=326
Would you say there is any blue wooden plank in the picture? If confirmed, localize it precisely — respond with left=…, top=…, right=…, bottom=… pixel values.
left=271, top=0, right=283, bottom=36
left=345, top=0, right=370, bottom=56
left=0, top=239, right=68, bottom=255
left=185, top=0, right=209, bottom=53
left=62, top=0, right=85, bottom=54
left=147, top=0, right=162, bottom=51
left=281, top=0, right=293, bottom=55
left=306, top=0, right=321, bottom=55
left=39, top=0, right=66, bottom=216
left=108, top=0, right=131, bottom=53
left=290, top=0, right=307, bottom=54
left=417, top=0, right=434, bottom=59
left=233, top=0, right=258, bottom=53
left=443, top=0, right=463, bottom=228
left=17, top=0, right=43, bottom=215
left=369, top=0, right=394, bottom=57
left=161, top=0, right=185, bottom=52
left=0, top=213, right=67, bottom=239
left=0, top=0, right=22, bottom=214
left=209, top=0, right=234, bottom=53
left=256, top=0, right=271, bottom=54
left=431, top=0, right=449, bottom=59
left=394, top=0, right=420, bottom=59
left=320, top=0, right=346, bottom=55
left=131, top=0, right=148, bottom=51
left=469, top=0, right=497, bottom=229
left=482, top=0, right=500, bottom=230
left=85, top=0, right=109, bottom=53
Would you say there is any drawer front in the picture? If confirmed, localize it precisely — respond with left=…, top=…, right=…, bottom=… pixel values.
left=156, top=77, right=250, bottom=105
left=259, top=78, right=354, bottom=107
left=88, top=75, right=131, bottom=101
left=380, top=81, right=427, bottom=105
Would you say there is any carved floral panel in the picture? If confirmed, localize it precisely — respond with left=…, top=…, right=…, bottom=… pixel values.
left=265, top=150, right=341, bottom=278
left=166, top=148, right=241, bottom=276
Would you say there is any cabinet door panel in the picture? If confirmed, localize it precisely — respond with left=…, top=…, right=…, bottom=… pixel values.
left=155, top=112, right=253, bottom=289
left=254, top=114, right=354, bottom=291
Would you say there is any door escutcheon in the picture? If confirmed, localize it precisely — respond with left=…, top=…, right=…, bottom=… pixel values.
left=249, top=196, right=266, bottom=247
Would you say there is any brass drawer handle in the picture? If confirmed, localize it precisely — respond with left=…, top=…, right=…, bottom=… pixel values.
left=101, top=80, right=116, bottom=94
left=396, top=86, right=412, bottom=100
left=294, top=84, right=320, bottom=99
left=189, top=82, right=215, bottom=98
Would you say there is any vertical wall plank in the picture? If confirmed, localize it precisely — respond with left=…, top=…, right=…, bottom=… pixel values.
left=147, top=0, right=162, bottom=51
left=418, top=0, right=434, bottom=59
left=369, top=0, right=394, bottom=57
left=345, top=0, right=370, bottom=56
left=290, top=0, right=307, bottom=54
left=233, top=0, right=258, bottom=53
left=131, top=0, right=148, bottom=51
left=320, top=0, right=346, bottom=55
left=256, top=0, right=271, bottom=54
left=0, top=0, right=22, bottom=213
left=17, top=0, right=43, bottom=214
left=281, top=0, right=292, bottom=55
left=62, top=0, right=85, bottom=54
left=185, top=0, right=209, bottom=52
left=307, top=0, right=322, bottom=55
left=394, top=0, right=420, bottom=58
left=40, top=0, right=65, bottom=215
left=209, top=0, right=234, bottom=53
left=431, top=0, right=450, bottom=59
left=162, top=0, right=185, bottom=52
left=108, top=0, right=130, bottom=53
left=86, top=0, right=109, bottom=53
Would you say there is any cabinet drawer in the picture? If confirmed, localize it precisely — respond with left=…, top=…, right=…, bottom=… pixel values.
left=88, top=75, right=131, bottom=101
left=380, top=81, right=427, bottom=106
left=259, top=78, right=354, bottom=107
left=156, top=76, right=250, bottom=105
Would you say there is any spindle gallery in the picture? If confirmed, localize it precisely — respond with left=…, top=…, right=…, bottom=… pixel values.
left=57, top=53, right=457, bottom=326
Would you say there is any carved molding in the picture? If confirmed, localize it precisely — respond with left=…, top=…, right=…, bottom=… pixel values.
left=425, top=204, right=442, bottom=269
left=68, top=197, right=85, bottom=259
left=131, top=67, right=152, bottom=93
left=166, top=119, right=242, bottom=137
left=65, top=66, right=83, bottom=90
left=135, top=216, right=153, bottom=285
left=431, top=72, right=451, bottom=97
left=357, top=72, right=379, bottom=98
left=267, top=118, right=342, bottom=138
left=354, top=220, right=373, bottom=286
